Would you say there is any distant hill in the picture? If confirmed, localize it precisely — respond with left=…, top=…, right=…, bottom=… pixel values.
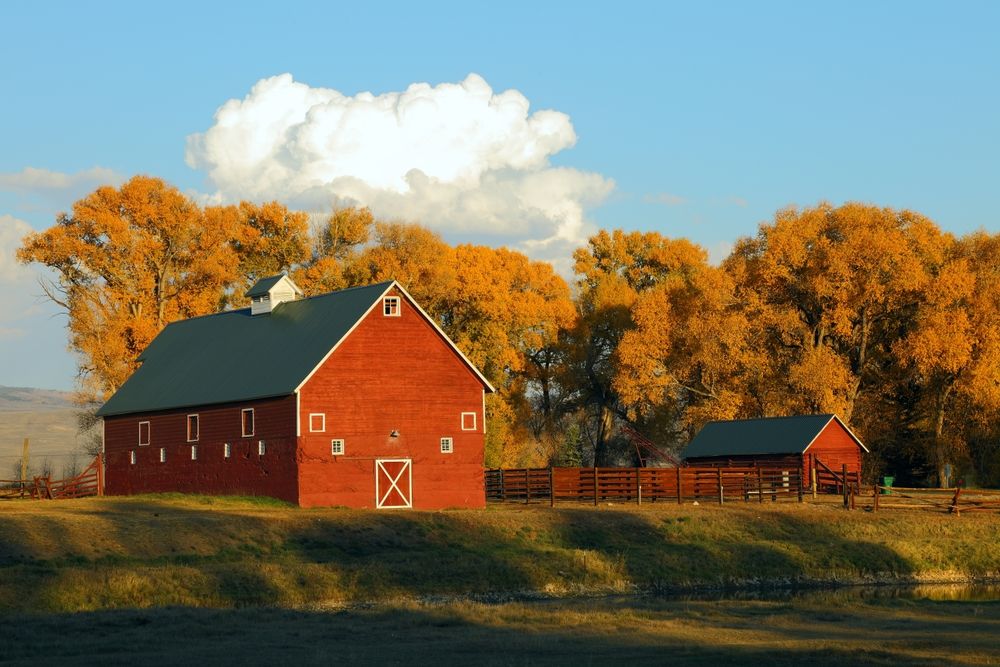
left=0, top=385, right=75, bottom=412
left=0, top=386, right=83, bottom=478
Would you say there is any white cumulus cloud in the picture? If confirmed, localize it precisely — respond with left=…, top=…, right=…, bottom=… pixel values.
left=0, top=215, right=36, bottom=284
left=186, top=73, right=613, bottom=257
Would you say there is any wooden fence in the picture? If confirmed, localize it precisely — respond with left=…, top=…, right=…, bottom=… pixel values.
left=0, top=454, right=104, bottom=500
left=485, top=466, right=804, bottom=505
left=866, top=483, right=1000, bottom=515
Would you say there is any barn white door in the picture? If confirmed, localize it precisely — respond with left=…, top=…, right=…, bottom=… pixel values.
left=375, top=458, right=412, bottom=509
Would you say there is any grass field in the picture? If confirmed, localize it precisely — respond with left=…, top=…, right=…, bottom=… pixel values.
left=2, top=496, right=999, bottom=665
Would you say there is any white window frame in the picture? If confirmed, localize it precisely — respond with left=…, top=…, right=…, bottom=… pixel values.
left=241, top=408, right=255, bottom=437
left=258, top=440, right=266, bottom=456
left=461, top=412, right=477, bottom=431
left=224, top=442, right=232, bottom=459
left=130, top=450, right=136, bottom=465
left=309, top=413, right=326, bottom=433
left=331, top=439, right=344, bottom=456
left=440, top=437, right=453, bottom=454
left=191, top=445, right=198, bottom=461
left=187, top=414, right=199, bottom=442
left=159, top=447, right=166, bottom=463
left=138, top=421, right=150, bottom=446
left=383, top=296, right=401, bottom=317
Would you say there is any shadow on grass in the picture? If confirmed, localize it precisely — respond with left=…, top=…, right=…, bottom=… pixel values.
left=1, top=595, right=991, bottom=667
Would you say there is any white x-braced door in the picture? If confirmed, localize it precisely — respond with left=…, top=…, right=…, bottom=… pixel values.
left=375, top=458, right=412, bottom=509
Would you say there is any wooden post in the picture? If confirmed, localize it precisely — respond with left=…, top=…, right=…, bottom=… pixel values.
left=951, top=482, right=963, bottom=516
left=842, top=464, right=849, bottom=508
left=717, top=468, right=724, bottom=505
left=525, top=469, right=531, bottom=504
left=97, top=453, right=105, bottom=496
left=499, top=469, right=505, bottom=503
left=873, top=483, right=879, bottom=512
left=811, top=466, right=817, bottom=499
left=20, top=438, right=29, bottom=498
left=549, top=467, right=555, bottom=507
left=797, top=470, right=803, bottom=503
left=593, top=467, right=599, bottom=506
left=757, top=467, right=763, bottom=504
left=636, top=467, right=642, bottom=506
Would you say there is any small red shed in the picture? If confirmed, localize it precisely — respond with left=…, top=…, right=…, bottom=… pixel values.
left=680, top=414, right=867, bottom=481
left=97, top=276, right=495, bottom=509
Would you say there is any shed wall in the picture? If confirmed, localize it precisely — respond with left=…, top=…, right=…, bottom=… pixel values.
left=804, top=420, right=863, bottom=479
left=297, top=287, right=486, bottom=509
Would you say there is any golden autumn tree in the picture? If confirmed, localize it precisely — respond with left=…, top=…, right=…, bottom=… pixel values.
left=18, top=176, right=239, bottom=399
left=294, top=206, right=374, bottom=295
left=893, top=232, right=1000, bottom=486
left=726, top=202, right=948, bottom=422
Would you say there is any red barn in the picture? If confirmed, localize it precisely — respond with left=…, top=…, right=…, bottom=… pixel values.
left=680, top=414, right=867, bottom=481
left=97, top=276, right=495, bottom=509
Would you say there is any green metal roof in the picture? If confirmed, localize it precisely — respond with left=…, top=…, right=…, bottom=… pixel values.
left=680, top=414, right=866, bottom=459
left=245, top=274, right=297, bottom=298
left=97, top=282, right=395, bottom=417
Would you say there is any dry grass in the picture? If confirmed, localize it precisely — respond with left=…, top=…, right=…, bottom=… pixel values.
left=1, top=495, right=999, bottom=615
left=1, top=594, right=998, bottom=666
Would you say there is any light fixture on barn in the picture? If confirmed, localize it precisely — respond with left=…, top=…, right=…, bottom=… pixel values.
left=390, top=429, right=400, bottom=438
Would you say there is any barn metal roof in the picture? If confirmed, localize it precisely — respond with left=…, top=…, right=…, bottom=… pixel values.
left=680, top=414, right=868, bottom=459
left=97, top=281, right=494, bottom=418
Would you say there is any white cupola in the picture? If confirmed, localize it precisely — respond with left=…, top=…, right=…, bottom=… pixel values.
left=245, top=274, right=304, bottom=315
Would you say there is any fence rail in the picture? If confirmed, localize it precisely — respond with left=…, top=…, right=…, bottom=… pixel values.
left=486, top=466, right=804, bottom=506
left=0, top=455, right=104, bottom=500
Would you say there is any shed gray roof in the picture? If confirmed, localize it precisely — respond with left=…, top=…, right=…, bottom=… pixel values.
left=680, top=414, right=867, bottom=459
left=97, top=281, right=493, bottom=418
left=245, top=274, right=301, bottom=298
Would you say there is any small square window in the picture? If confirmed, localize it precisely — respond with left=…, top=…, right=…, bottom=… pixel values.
left=383, top=296, right=401, bottom=317
left=187, top=414, right=199, bottom=442
left=440, top=437, right=453, bottom=454
left=191, top=445, right=198, bottom=461
left=159, top=448, right=166, bottom=463
left=224, top=442, right=232, bottom=459
left=258, top=440, right=266, bottom=456
left=241, top=408, right=255, bottom=437
left=138, top=421, right=150, bottom=446
left=130, top=450, right=136, bottom=465
left=331, top=439, right=344, bottom=456
left=309, top=413, right=326, bottom=433
left=461, top=412, right=477, bottom=431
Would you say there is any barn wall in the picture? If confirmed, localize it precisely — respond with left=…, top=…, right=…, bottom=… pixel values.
left=103, top=395, right=298, bottom=503
left=804, top=420, right=863, bottom=479
left=297, top=287, right=487, bottom=509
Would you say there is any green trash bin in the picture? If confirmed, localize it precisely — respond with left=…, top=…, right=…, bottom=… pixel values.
left=882, top=476, right=894, bottom=495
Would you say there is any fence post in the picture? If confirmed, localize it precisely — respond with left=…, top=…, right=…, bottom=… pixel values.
left=811, top=466, right=817, bottom=499
left=842, top=464, right=849, bottom=509
left=636, top=467, right=642, bottom=506
left=499, top=469, right=505, bottom=502
left=676, top=467, right=682, bottom=504
left=549, top=467, right=555, bottom=507
left=525, top=468, right=530, bottom=505
left=757, top=468, right=763, bottom=504
left=717, top=468, right=724, bottom=505
left=97, top=453, right=105, bottom=496
left=593, top=467, right=599, bottom=506
left=873, top=483, right=879, bottom=512
left=797, top=470, right=803, bottom=503
left=951, top=481, right=963, bottom=516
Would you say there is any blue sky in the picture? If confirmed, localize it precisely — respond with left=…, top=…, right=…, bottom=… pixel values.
left=1, top=1, right=998, bottom=390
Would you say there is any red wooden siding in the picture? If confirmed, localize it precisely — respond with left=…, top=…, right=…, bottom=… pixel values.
left=104, top=395, right=299, bottom=503
left=803, top=420, right=863, bottom=480
left=297, top=287, right=486, bottom=509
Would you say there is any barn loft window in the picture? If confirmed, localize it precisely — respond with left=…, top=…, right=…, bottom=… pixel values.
left=331, top=439, right=344, bottom=456
left=241, top=408, right=255, bottom=437
left=224, top=442, right=231, bottom=459
left=440, top=437, right=453, bottom=454
left=309, top=413, right=326, bottom=432
left=138, top=421, right=150, bottom=446
left=130, top=450, right=136, bottom=465
left=187, top=414, right=199, bottom=442
left=461, top=412, right=477, bottom=431
left=258, top=440, right=266, bottom=456
left=191, top=445, right=198, bottom=461
left=159, top=448, right=166, bottom=463
left=383, top=296, right=401, bottom=317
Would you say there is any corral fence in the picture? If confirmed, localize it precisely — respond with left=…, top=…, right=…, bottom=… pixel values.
left=866, top=483, right=1000, bottom=515
left=485, top=466, right=805, bottom=506
left=0, top=454, right=104, bottom=500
